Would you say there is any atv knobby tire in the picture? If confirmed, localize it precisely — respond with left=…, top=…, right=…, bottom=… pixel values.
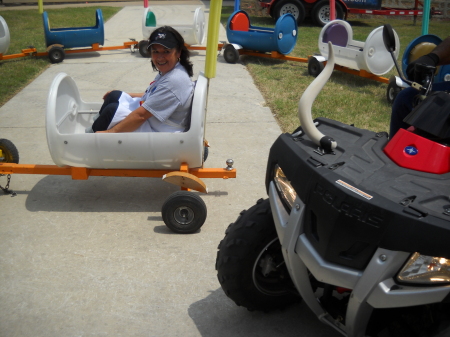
left=216, top=198, right=300, bottom=311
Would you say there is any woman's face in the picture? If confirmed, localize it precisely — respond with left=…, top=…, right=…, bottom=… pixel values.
left=150, top=44, right=181, bottom=75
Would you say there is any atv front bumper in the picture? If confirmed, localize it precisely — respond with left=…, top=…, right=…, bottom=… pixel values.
left=268, top=181, right=450, bottom=337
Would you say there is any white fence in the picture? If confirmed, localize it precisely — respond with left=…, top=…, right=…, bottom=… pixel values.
left=384, top=0, right=449, bottom=18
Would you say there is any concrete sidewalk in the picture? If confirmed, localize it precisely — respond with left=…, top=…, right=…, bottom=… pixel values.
left=0, top=4, right=340, bottom=337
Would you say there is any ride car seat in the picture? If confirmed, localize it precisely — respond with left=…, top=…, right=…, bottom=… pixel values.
left=318, top=20, right=399, bottom=76
left=46, top=72, right=208, bottom=170
left=229, top=12, right=249, bottom=32
left=142, top=7, right=205, bottom=46
left=0, top=16, right=10, bottom=55
left=321, top=22, right=348, bottom=47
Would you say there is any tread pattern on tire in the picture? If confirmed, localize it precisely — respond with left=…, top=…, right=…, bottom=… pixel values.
left=273, top=0, right=306, bottom=25
left=0, top=138, right=19, bottom=164
left=161, top=191, right=207, bottom=234
left=216, top=198, right=300, bottom=311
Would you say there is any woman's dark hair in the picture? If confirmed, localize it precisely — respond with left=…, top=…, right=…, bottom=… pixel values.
left=148, top=26, right=194, bottom=77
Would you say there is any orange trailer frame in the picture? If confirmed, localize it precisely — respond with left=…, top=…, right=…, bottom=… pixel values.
left=0, top=41, right=139, bottom=61
left=233, top=48, right=389, bottom=84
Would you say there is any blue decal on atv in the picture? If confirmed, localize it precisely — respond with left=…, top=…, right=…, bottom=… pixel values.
left=405, top=146, right=418, bottom=155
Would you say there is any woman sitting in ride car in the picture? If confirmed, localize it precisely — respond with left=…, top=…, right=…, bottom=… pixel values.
left=86, top=26, right=195, bottom=133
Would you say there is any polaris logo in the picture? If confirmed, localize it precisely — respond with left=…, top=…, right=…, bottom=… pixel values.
left=314, top=183, right=383, bottom=228
left=404, top=146, right=418, bottom=156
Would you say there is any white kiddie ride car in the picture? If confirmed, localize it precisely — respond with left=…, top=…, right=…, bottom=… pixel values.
left=0, top=72, right=236, bottom=234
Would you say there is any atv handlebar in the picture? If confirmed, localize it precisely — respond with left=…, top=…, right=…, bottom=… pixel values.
left=383, top=24, right=433, bottom=95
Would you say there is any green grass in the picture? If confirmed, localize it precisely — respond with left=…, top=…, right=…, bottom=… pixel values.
left=222, top=5, right=450, bottom=133
left=0, top=7, right=121, bottom=107
left=2, top=5, right=449, bottom=135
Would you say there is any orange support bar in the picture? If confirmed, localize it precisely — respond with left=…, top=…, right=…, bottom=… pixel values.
left=333, top=65, right=389, bottom=84
left=0, top=163, right=236, bottom=180
left=71, top=167, right=91, bottom=180
left=179, top=162, right=190, bottom=190
left=0, top=42, right=139, bottom=61
left=180, top=162, right=189, bottom=173
left=64, top=41, right=138, bottom=55
left=241, top=50, right=308, bottom=63
left=0, top=48, right=41, bottom=60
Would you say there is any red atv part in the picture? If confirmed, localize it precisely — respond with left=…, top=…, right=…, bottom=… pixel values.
left=384, top=128, right=450, bottom=174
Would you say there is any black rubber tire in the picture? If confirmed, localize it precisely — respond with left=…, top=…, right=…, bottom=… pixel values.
left=216, top=198, right=300, bottom=311
left=203, top=146, right=209, bottom=162
left=386, top=81, right=402, bottom=105
left=269, top=6, right=276, bottom=19
left=0, top=139, right=19, bottom=164
left=162, top=191, right=207, bottom=234
left=273, top=0, right=306, bottom=25
left=308, top=57, right=325, bottom=77
left=311, top=0, right=344, bottom=27
left=48, top=46, right=65, bottom=64
left=223, top=44, right=239, bottom=64
left=138, top=40, right=150, bottom=58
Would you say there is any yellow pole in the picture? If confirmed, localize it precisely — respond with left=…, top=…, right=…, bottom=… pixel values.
left=204, top=0, right=223, bottom=79
left=38, top=0, right=43, bottom=14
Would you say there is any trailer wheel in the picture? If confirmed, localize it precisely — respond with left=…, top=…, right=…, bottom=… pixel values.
left=138, top=40, right=150, bottom=58
left=308, top=57, right=324, bottom=77
left=273, top=0, right=305, bottom=25
left=311, top=0, right=344, bottom=27
left=386, top=81, right=402, bottom=105
left=162, top=191, right=207, bottom=234
left=0, top=139, right=19, bottom=164
left=48, top=46, right=65, bottom=64
left=223, top=44, right=239, bottom=64
left=203, top=146, right=209, bottom=162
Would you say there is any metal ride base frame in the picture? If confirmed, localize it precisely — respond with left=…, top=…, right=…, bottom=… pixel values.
left=0, top=41, right=139, bottom=62
left=0, top=160, right=236, bottom=234
left=223, top=45, right=389, bottom=84
left=0, top=161, right=236, bottom=191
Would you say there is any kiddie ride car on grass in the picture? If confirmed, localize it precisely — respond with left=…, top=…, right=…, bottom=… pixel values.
left=0, top=71, right=236, bottom=234
left=308, top=20, right=399, bottom=84
left=216, top=25, right=450, bottom=336
left=0, top=10, right=138, bottom=64
left=222, top=9, right=298, bottom=64
left=43, top=9, right=139, bottom=64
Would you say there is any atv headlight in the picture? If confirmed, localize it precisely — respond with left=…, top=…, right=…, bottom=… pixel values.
left=273, top=165, right=297, bottom=210
left=397, top=252, right=450, bottom=285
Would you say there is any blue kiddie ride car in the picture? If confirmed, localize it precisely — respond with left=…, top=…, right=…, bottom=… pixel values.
left=43, top=9, right=105, bottom=63
left=387, top=34, right=450, bottom=104
left=223, top=9, right=297, bottom=64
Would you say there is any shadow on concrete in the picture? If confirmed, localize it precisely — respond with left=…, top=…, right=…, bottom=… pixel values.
left=23, top=175, right=178, bottom=213
left=187, top=288, right=340, bottom=337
